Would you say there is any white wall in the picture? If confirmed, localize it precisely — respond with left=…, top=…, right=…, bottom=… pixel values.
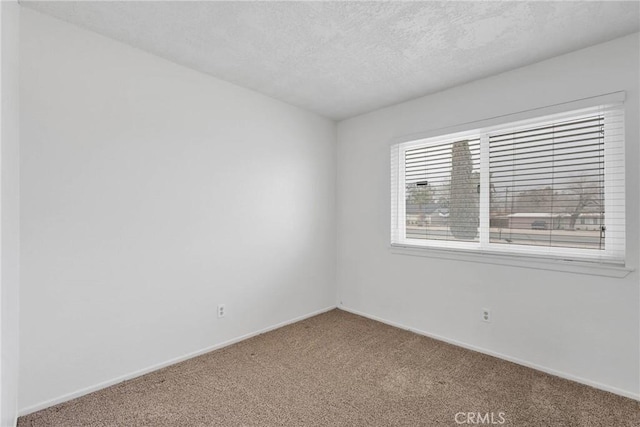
left=19, top=9, right=336, bottom=413
left=1, top=1, right=20, bottom=426
left=337, top=33, right=640, bottom=398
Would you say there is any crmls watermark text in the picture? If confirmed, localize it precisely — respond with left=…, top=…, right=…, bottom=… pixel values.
left=454, top=412, right=506, bottom=425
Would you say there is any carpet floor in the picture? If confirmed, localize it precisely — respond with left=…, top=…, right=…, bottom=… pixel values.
left=18, top=309, right=640, bottom=426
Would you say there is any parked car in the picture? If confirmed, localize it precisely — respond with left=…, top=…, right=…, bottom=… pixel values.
left=531, top=220, right=547, bottom=230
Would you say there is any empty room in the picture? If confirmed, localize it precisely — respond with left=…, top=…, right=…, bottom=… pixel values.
left=1, top=1, right=639, bottom=426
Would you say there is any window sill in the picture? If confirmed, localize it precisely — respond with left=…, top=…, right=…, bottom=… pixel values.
left=389, top=244, right=634, bottom=278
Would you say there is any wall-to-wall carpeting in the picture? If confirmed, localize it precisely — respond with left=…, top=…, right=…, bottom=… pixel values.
left=18, top=310, right=640, bottom=426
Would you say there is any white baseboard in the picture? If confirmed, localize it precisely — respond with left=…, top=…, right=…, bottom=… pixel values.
left=19, top=305, right=337, bottom=417
left=338, top=305, right=640, bottom=401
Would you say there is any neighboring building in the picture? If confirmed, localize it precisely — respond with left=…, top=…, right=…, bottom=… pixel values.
left=574, top=213, right=605, bottom=231
left=506, top=212, right=603, bottom=230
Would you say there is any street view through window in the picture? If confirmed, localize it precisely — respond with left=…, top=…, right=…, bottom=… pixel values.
left=395, top=104, right=625, bottom=262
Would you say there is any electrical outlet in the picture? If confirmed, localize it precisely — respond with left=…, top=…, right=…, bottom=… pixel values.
left=482, top=308, right=491, bottom=323
left=217, top=304, right=226, bottom=318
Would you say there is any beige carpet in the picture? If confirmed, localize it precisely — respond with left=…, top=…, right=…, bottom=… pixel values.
left=18, top=309, right=640, bottom=426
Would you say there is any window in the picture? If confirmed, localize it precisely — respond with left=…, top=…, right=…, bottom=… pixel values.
left=391, top=102, right=625, bottom=264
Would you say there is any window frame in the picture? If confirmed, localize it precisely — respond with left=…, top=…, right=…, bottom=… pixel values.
left=390, top=93, right=628, bottom=272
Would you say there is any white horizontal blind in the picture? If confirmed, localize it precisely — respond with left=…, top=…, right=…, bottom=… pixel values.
left=404, top=138, right=480, bottom=245
left=487, top=105, right=624, bottom=262
left=391, top=102, right=625, bottom=264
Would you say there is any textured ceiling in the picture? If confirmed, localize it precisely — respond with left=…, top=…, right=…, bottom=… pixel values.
left=22, top=1, right=640, bottom=120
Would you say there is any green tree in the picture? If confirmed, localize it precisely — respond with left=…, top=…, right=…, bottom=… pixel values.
left=406, top=182, right=433, bottom=226
left=449, top=140, right=478, bottom=240
left=433, top=181, right=450, bottom=210
left=406, top=182, right=433, bottom=210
